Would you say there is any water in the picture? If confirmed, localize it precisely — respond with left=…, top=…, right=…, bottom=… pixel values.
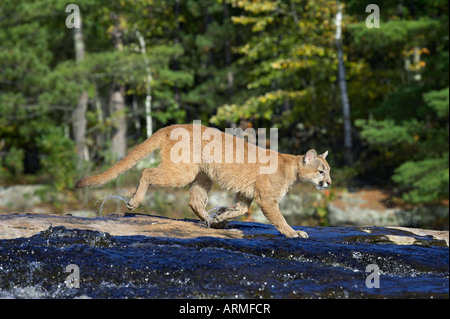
left=93, top=190, right=131, bottom=216
left=0, top=223, right=448, bottom=299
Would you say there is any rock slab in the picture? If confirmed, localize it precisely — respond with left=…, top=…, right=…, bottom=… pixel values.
left=0, top=212, right=243, bottom=240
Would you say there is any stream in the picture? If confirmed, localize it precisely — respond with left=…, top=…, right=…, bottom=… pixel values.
left=0, top=222, right=448, bottom=298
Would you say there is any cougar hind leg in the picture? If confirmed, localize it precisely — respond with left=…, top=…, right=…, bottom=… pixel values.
left=127, top=165, right=197, bottom=211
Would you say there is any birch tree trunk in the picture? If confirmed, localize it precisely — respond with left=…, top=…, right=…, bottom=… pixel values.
left=136, top=29, right=153, bottom=139
left=109, top=15, right=127, bottom=161
left=109, top=87, right=127, bottom=161
left=335, top=3, right=353, bottom=165
left=72, top=14, right=89, bottom=169
left=223, top=1, right=234, bottom=102
left=173, top=0, right=181, bottom=107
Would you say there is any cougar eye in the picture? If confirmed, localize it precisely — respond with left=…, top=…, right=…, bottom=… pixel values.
left=319, top=170, right=325, bottom=175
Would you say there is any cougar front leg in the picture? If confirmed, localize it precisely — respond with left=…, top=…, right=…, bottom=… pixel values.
left=188, top=172, right=212, bottom=222
left=255, top=193, right=308, bottom=238
left=188, top=172, right=236, bottom=229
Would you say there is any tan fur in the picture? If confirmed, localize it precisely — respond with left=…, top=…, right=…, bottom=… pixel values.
left=75, top=124, right=332, bottom=238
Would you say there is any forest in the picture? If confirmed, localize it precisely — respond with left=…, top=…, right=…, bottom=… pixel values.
left=0, top=0, right=448, bottom=208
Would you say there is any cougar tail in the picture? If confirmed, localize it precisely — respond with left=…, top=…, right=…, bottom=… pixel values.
left=75, top=130, right=163, bottom=188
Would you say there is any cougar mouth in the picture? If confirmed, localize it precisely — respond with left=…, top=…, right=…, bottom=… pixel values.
left=316, top=181, right=330, bottom=190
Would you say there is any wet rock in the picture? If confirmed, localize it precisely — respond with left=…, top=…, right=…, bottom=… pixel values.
left=387, top=226, right=449, bottom=246
left=0, top=213, right=448, bottom=299
left=0, top=212, right=243, bottom=240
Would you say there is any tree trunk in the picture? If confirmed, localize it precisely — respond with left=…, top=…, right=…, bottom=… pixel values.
left=223, top=1, right=234, bottom=102
left=173, top=0, right=181, bottom=107
left=136, top=29, right=153, bottom=139
left=72, top=91, right=88, bottom=163
left=72, top=15, right=89, bottom=169
left=109, top=15, right=127, bottom=161
left=335, top=3, right=353, bottom=165
left=109, top=87, right=127, bottom=161
left=131, top=94, right=141, bottom=133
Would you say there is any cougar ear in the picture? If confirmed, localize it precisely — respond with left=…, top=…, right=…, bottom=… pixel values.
left=320, top=150, right=328, bottom=159
left=303, top=149, right=317, bottom=166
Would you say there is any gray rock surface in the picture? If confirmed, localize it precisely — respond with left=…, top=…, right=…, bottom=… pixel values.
left=328, top=189, right=449, bottom=228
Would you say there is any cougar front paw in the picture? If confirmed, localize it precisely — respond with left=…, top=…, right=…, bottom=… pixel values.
left=126, top=197, right=140, bottom=211
left=285, top=230, right=309, bottom=238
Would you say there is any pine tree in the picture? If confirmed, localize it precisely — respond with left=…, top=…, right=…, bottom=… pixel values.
left=0, top=0, right=79, bottom=188
left=349, top=0, right=449, bottom=203
left=211, top=0, right=343, bottom=155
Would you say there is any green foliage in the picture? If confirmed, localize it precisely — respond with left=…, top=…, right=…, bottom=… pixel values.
left=211, top=0, right=344, bottom=157
left=423, top=87, right=449, bottom=118
left=392, top=154, right=449, bottom=204
left=358, top=88, right=449, bottom=203
left=355, top=119, right=418, bottom=145
left=36, top=126, right=77, bottom=191
left=390, top=88, right=449, bottom=204
left=346, top=0, right=449, bottom=204
left=0, top=147, right=25, bottom=179
left=0, top=0, right=448, bottom=208
left=349, top=19, right=441, bottom=53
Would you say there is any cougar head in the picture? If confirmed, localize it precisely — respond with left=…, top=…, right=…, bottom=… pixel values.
left=299, top=149, right=332, bottom=190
